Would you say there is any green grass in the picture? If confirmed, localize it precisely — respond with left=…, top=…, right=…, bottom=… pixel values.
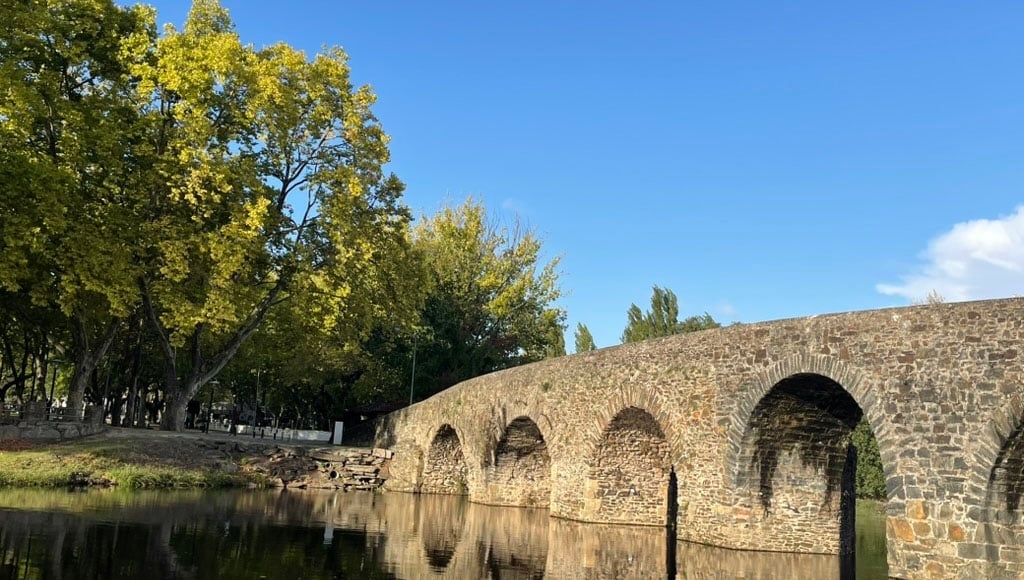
left=0, top=437, right=259, bottom=489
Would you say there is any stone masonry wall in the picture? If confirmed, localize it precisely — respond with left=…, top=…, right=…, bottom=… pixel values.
left=727, top=373, right=861, bottom=554
left=582, top=406, right=671, bottom=526
left=238, top=444, right=392, bottom=490
left=421, top=425, right=468, bottom=495
left=481, top=417, right=551, bottom=508
left=377, top=298, right=1024, bottom=579
left=0, top=420, right=105, bottom=441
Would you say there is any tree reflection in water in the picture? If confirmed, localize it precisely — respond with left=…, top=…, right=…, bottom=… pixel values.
left=0, top=489, right=886, bottom=579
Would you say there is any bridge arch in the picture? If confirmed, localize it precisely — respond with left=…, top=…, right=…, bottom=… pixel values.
left=421, top=424, right=469, bottom=495
left=969, top=392, right=1024, bottom=575
left=724, top=355, right=896, bottom=489
left=724, top=355, right=896, bottom=555
left=576, top=386, right=679, bottom=526
left=582, top=386, right=679, bottom=462
left=482, top=413, right=552, bottom=507
left=970, top=392, right=1024, bottom=513
left=583, top=406, right=674, bottom=525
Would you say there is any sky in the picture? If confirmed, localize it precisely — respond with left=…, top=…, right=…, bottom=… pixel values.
left=137, top=1, right=1024, bottom=350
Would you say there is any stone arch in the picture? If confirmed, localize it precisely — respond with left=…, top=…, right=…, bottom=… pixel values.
left=724, top=355, right=895, bottom=556
left=970, top=392, right=1024, bottom=575
left=421, top=424, right=469, bottom=495
left=482, top=414, right=552, bottom=507
left=988, top=398, right=1024, bottom=514
left=485, top=399, right=557, bottom=455
left=969, top=392, right=1024, bottom=514
left=580, top=385, right=679, bottom=467
left=724, top=355, right=896, bottom=491
left=582, top=405, right=673, bottom=526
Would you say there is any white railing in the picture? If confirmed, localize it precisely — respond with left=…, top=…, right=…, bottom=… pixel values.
left=205, top=422, right=332, bottom=442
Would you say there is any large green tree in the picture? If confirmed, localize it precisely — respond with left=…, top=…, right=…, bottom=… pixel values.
left=0, top=0, right=154, bottom=412
left=405, top=198, right=565, bottom=397
left=131, top=0, right=418, bottom=430
left=621, top=286, right=720, bottom=343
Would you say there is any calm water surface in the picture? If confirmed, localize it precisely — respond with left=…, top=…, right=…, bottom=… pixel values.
left=0, top=489, right=887, bottom=579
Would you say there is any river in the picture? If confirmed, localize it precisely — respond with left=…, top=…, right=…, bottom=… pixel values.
left=0, top=489, right=887, bottom=579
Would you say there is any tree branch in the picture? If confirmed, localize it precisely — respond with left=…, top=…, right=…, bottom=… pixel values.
left=139, top=278, right=175, bottom=364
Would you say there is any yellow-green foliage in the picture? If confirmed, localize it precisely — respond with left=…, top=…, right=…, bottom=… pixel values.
left=413, top=198, right=565, bottom=367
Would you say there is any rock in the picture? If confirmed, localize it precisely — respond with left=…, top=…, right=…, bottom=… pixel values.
left=56, top=424, right=81, bottom=439
left=347, top=465, right=379, bottom=475
left=24, top=427, right=61, bottom=440
left=216, top=462, right=240, bottom=474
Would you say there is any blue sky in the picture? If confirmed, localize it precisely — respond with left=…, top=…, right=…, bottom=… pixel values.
left=141, top=1, right=1024, bottom=349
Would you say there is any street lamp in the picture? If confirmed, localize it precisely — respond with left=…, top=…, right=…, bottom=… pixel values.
left=253, top=366, right=261, bottom=439
left=409, top=333, right=417, bottom=406
left=206, top=380, right=219, bottom=433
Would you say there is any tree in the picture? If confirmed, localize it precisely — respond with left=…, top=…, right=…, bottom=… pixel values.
left=852, top=417, right=886, bottom=500
left=408, top=198, right=566, bottom=396
left=0, top=0, right=154, bottom=413
left=574, top=323, right=596, bottom=353
left=621, top=286, right=720, bottom=343
left=131, top=0, right=419, bottom=430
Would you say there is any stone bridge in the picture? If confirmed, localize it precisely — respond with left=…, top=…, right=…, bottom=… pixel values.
left=375, top=298, right=1024, bottom=579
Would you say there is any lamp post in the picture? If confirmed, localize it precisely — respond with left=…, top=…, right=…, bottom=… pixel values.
left=206, top=380, right=218, bottom=433
left=253, top=366, right=261, bottom=439
left=409, top=334, right=417, bottom=406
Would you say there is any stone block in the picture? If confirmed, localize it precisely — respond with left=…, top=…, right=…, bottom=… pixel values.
left=948, top=523, right=965, bottom=541
left=907, top=500, right=928, bottom=520
left=957, top=543, right=988, bottom=560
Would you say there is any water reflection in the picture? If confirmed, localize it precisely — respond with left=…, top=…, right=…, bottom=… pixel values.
left=0, top=489, right=886, bottom=579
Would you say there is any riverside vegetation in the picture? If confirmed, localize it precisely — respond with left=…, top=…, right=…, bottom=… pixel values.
left=0, top=432, right=393, bottom=491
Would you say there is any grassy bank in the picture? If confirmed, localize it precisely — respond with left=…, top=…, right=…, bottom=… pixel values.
left=0, top=433, right=264, bottom=489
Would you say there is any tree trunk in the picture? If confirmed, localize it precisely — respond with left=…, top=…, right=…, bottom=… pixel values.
left=121, top=317, right=144, bottom=427
left=67, top=317, right=118, bottom=415
left=36, top=344, right=49, bottom=401
left=68, top=360, right=91, bottom=418
left=160, top=384, right=195, bottom=431
left=141, top=277, right=283, bottom=432
left=134, top=384, right=148, bottom=428
left=123, top=378, right=138, bottom=427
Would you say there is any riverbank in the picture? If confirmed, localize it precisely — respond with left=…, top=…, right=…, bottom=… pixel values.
left=0, top=432, right=258, bottom=488
left=0, top=430, right=390, bottom=490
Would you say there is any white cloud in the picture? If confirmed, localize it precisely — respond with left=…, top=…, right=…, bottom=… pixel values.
left=877, top=206, right=1024, bottom=302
